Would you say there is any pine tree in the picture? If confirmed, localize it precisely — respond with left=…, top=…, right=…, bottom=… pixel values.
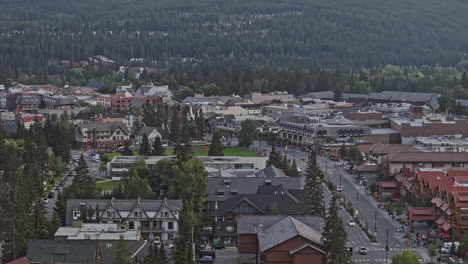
left=143, top=102, right=156, bottom=126
left=152, top=136, right=166, bottom=156
left=121, top=140, right=133, bottom=156
left=195, top=109, right=205, bottom=140
left=140, top=133, right=151, bottom=156
left=462, top=71, right=468, bottom=89
left=208, top=129, right=224, bottom=156
left=280, top=153, right=289, bottom=171
left=49, top=213, right=62, bottom=238
left=304, top=150, right=325, bottom=216
left=169, top=106, right=181, bottom=143
left=174, top=136, right=193, bottom=163
left=54, top=191, right=67, bottom=225
left=159, top=243, right=168, bottom=264
left=267, top=145, right=282, bottom=168
left=30, top=199, right=50, bottom=239
left=173, top=236, right=193, bottom=264
left=115, top=235, right=132, bottom=264
left=324, top=196, right=350, bottom=264
left=288, top=158, right=300, bottom=177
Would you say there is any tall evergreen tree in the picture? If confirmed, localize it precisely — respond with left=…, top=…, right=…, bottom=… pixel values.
left=121, top=140, right=133, bottom=156
left=208, top=129, right=223, bottom=156
left=30, top=199, right=50, bottom=239
left=114, top=235, right=132, bottom=264
left=288, top=158, right=300, bottom=177
left=304, top=150, right=325, bottom=216
left=152, top=136, right=166, bottom=156
left=169, top=106, right=181, bottom=143
left=239, top=119, right=257, bottom=148
left=143, top=102, right=156, bottom=126
left=140, top=133, right=151, bottom=156
left=267, top=145, right=282, bottom=168
left=339, top=143, right=348, bottom=161
left=323, top=196, right=350, bottom=264
left=173, top=136, right=193, bottom=163
left=158, top=244, right=168, bottom=264
left=462, top=71, right=468, bottom=89
left=195, top=109, right=206, bottom=140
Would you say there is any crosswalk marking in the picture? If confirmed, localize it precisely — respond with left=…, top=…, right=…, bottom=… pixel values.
left=353, top=259, right=425, bottom=263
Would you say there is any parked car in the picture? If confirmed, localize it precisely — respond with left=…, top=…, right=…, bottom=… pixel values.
left=55, top=186, right=60, bottom=191
left=48, top=192, right=55, bottom=198
left=211, top=243, right=225, bottom=250
left=59, top=181, right=65, bottom=187
left=197, top=256, right=213, bottom=263
left=199, top=250, right=216, bottom=259
left=359, top=247, right=368, bottom=255
left=348, top=220, right=356, bottom=226
left=43, top=198, right=49, bottom=204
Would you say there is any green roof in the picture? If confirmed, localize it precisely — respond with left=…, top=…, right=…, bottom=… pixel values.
left=26, top=239, right=98, bottom=264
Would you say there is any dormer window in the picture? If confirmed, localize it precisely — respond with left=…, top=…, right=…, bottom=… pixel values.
left=231, top=189, right=238, bottom=195
left=223, top=180, right=231, bottom=187
left=265, top=180, right=272, bottom=186
left=217, top=189, right=224, bottom=197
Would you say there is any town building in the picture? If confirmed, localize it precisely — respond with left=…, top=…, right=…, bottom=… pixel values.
left=211, top=184, right=308, bottom=243
left=137, top=126, right=163, bottom=144
left=73, top=122, right=129, bottom=148
left=251, top=91, right=295, bottom=104
left=107, top=155, right=268, bottom=179
left=42, top=95, right=78, bottom=109
left=237, top=215, right=325, bottom=264
left=66, top=198, right=182, bottom=242
left=54, top=223, right=140, bottom=241
left=385, top=151, right=468, bottom=173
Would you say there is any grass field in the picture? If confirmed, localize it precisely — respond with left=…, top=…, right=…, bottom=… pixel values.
left=96, top=180, right=121, bottom=190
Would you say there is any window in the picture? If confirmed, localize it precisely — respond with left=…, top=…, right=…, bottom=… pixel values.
left=225, top=226, right=235, bottom=232
left=164, top=212, right=170, bottom=217
left=73, top=211, right=81, bottom=219
left=128, top=221, right=135, bottom=230
left=216, top=216, right=223, bottom=221
left=106, top=243, right=112, bottom=249
left=432, top=162, right=445, bottom=168
left=168, top=222, right=174, bottom=230
left=453, top=163, right=464, bottom=168
left=217, top=191, right=224, bottom=197
left=234, top=164, right=254, bottom=170
left=225, top=215, right=234, bottom=222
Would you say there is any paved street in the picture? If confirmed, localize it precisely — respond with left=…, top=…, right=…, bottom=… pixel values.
left=212, top=247, right=237, bottom=264
left=251, top=141, right=431, bottom=263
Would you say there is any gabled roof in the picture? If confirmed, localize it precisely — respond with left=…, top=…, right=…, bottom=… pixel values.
left=289, top=243, right=326, bottom=255
left=206, top=177, right=302, bottom=202
left=213, top=188, right=308, bottom=216
left=254, top=165, right=287, bottom=178
left=137, top=126, right=159, bottom=137
left=259, top=216, right=323, bottom=252
left=76, top=122, right=129, bottom=135
left=66, top=199, right=183, bottom=225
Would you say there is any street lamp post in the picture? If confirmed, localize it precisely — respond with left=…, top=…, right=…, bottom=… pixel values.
left=386, top=228, right=389, bottom=263
left=356, top=192, right=359, bottom=216
left=374, top=211, right=377, bottom=239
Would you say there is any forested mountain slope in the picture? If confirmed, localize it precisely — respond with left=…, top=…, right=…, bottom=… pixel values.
left=1, top=0, right=468, bottom=78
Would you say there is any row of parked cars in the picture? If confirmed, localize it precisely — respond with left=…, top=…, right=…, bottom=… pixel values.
left=43, top=171, right=72, bottom=205
left=196, top=243, right=227, bottom=263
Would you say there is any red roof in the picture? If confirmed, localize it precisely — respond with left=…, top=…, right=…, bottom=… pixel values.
left=6, top=257, right=31, bottom=264
left=407, top=207, right=437, bottom=221
left=448, top=170, right=468, bottom=177
left=431, top=198, right=443, bottom=207
left=21, top=115, right=44, bottom=123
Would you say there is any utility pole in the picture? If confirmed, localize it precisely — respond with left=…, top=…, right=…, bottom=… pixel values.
left=386, top=228, right=389, bottom=263
left=374, top=211, right=377, bottom=239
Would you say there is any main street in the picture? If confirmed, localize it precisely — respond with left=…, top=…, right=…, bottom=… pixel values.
left=251, top=141, right=430, bottom=263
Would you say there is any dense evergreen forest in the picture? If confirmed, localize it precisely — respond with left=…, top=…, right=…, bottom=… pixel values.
left=2, top=0, right=468, bottom=98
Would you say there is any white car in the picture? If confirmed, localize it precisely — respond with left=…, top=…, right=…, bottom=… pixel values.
left=43, top=198, right=49, bottom=204
left=348, top=220, right=356, bottom=226
left=336, top=185, right=343, bottom=192
left=359, top=247, right=368, bottom=255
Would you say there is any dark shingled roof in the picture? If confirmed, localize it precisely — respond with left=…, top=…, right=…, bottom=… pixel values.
left=254, top=165, right=287, bottom=178
left=206, top=177, right=302, bottom=202
left=26, top=240, right=99, bottom=264
left=76, top=122, right=129, bottom=135
left=213, top=186, right=308, bottom=216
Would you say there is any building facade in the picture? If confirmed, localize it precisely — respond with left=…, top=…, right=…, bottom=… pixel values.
left=66, top=198, right=182, bottom=242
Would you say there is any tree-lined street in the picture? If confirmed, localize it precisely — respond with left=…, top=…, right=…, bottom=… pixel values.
left=251, top=141, right=431, bottom=263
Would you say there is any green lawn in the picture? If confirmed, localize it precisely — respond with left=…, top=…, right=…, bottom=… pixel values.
left=96, top=180, right=121, bottom=190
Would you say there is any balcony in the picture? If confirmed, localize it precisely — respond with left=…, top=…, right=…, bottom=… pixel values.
left=140, top=226, right=163, bottom=232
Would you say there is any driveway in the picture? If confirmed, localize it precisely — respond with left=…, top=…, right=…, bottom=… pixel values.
left=213, top=247, right=237, bottom=264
